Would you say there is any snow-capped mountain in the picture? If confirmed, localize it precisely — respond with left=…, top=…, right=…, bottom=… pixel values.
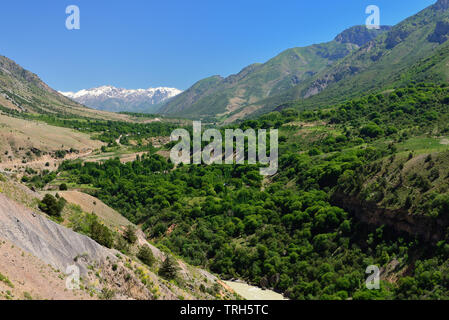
left=60, top=85, right=182, bottom=113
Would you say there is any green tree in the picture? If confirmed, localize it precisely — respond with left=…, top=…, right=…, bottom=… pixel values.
left=90, top=220, right=113, bottom=248
left=158, top=255, right=179, bottom=280
left=137, top=245, right=156, bottom=267
left=124, top=225, right=137, bottom=244
left=39, top=194, right=66, bottom=217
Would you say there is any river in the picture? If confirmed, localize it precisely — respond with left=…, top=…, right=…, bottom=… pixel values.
left=224, top=281, right=288, bottom=300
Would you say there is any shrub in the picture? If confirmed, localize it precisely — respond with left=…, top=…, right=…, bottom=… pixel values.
left=429, top=168, right=440, bottom=181
left=59, top=183, right=68, bottom=191
left=360, top=124, right=383, bottom=138
left=38, top=194, right=66, bottom=217
left=114, top=236, right=130, bottom=254
left=137, top=245, right=156, bottom=267
left=124, top=225, right=137, bottom=244
left=90, top=220, right=113, bottom=248
left=55, top=150, right=67, bottom=159
left=158, top=255, right=179, bottom=280
left=0, top=273, right=14, bottom=288
left=99, top=288, right=115, bottom=300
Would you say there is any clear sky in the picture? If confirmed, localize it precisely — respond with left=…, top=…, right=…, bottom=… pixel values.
left=0, top=0, right=436, bottom=91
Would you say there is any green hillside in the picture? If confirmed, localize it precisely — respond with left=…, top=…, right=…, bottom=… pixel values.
left=238, top=0, right=449, bottom=119
left=162, top=1, right=449, bottom=124
left=53, top=81, right=449, bottom=300
left=160, top=26, right=390, bottom=120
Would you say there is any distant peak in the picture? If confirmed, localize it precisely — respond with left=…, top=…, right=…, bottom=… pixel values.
left=334, top=25, right=391, bottom=46
left=59, top=85, right=182, bottom=113
left=60, top=85, right=182, bottom=99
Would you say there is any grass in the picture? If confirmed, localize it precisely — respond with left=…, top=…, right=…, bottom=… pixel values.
left=0, top=113, right=103, bottom=163
left=23, top=292, right=33, bottom=300
left=397, top=136, right=449, bottom=154
left=0, top=272, right=14, bottom=288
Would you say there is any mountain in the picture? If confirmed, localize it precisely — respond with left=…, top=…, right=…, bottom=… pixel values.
left=162, top=0, right=449, bottom=123
left=0, top=55, right=127, bottom=121
left=227, top=0, right=449, bottom=121
left=160, top=26, right=390, bottom=120
left=60, top=86, right=182, bottom=113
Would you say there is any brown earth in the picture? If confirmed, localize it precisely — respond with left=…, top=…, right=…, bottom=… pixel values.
left=0, top=237, right=94, bottom=300
left=0, top=114, right=103, bottom=170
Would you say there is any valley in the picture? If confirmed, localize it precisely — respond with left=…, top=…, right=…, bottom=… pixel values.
left=1, top=0, right=449, bottom=302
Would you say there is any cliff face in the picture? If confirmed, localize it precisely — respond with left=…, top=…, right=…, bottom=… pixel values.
left=331, top=192, right=449, bottom=243
left=434, top=0, right=449, bottom=11
left=334, top=26, right=391, bottom=47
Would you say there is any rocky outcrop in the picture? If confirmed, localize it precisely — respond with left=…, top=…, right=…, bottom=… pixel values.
left=0, top=193, right=114, bottom=276
left=428, top=20, right=449, bottom=44
left=335, top=26, right=391, bottom=47
left=331, top=192, right=449, bottom=243
left=385, top=27, right=412, bottom=49
left=434, top=0, right=449, bottom=11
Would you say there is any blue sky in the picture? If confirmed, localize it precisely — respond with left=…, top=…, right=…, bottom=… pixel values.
left=0, top=0, right=436, bottom=91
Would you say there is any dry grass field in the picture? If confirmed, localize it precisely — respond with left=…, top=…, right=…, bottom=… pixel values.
left=0, top=114, right=104, bottom=169
left=53, top=191, right=131, bottom=230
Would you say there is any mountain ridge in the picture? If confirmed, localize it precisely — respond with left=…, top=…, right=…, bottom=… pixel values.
left=160, top=25, right=391, bottom=120
left=0, top=55, right=131, bottom=121
left=60, top=85, right=182, bottom=113
left=225, top=0, right=449, bottom=122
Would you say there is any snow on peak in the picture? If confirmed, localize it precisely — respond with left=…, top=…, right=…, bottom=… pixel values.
left=61, top=86, right=181, bottom=99
left=59, top=85, right=182, bottom=113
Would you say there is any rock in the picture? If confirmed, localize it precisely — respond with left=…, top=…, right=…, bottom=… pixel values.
left=0, top=193, right=114, bottom=276
left=428, top=20, right=449, bottom=44
left=434, top=0, right=449, bottom=11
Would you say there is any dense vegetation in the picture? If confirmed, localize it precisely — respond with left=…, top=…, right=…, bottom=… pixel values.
left=55, top=82, right=449, bottom=299
left=38, top=194, right=66, bottom=218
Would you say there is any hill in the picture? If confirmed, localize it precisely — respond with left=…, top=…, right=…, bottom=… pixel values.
left=0, top=55, right=131, bottom=121
left=229, top=0, right=449, bottom=121
left=159, top=26, right=390, bottom=121
left=161, top=0, right=449, bottom=123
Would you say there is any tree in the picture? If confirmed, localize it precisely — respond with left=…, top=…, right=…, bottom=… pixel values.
left=137, top=245, right=155, bottom=267
left=90, top=220, right=113, bottom=248
left=360, top=123, right=383, bottom=138
left=124, top=225, right=137, bottom=244
left=158, top=255, right=179, bottom=280
left=59, top=183, right=68, bottom=191
left=39, top=194, right=66, bottom=217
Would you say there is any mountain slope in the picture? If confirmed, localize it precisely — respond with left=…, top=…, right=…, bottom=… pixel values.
left=0, top=174, right=236, bottom=300
left=60, top=86, right=181, bottom=113
left=160, top=26, right=390, bottom=120
left=229, top=0, right=449, bottom=121
left=0, top=56, right=130, bottom=121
